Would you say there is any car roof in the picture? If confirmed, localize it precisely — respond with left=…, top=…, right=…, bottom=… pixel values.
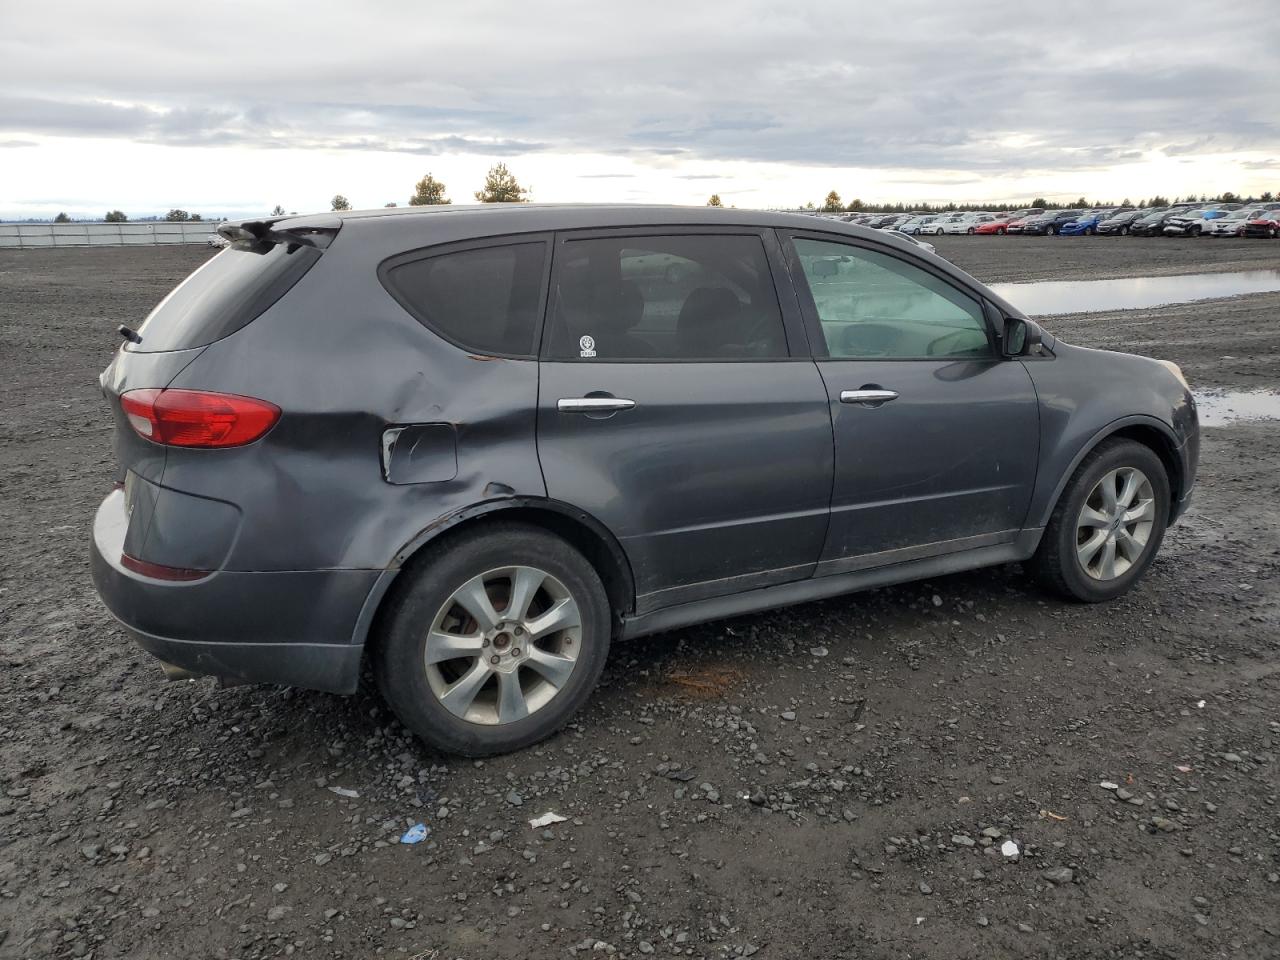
left=227, top=202, right=1029, bottom=320
left=261, top=203, right=904, bottom=236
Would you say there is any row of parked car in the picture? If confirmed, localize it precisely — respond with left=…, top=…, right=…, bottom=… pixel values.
left=834, top=203, right=1280, bottom=239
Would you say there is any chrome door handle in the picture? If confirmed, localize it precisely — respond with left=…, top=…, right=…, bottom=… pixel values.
left=558, top=397, right=637, bottom=413
left=840, top=389, right=899, bottom=405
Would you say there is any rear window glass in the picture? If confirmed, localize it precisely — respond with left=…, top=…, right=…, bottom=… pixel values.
left=543, top=234, right=787, bottom=361
left=132, top=244, right=321, bottom=352
left=382, top=242, right=547, bottom=357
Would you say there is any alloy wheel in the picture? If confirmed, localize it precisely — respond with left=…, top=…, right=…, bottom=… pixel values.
left=424, top=565, right=582, bottom=725
left=1075, top=467, right=1156, bottom=581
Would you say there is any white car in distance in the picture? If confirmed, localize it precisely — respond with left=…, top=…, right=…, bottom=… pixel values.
left=1205, top=207, right=1265, bottom=237
left=940, top=213, right=996, bottom=235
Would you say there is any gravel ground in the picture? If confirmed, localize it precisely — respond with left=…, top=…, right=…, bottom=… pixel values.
left=1, top=239, right=1278, bottom=960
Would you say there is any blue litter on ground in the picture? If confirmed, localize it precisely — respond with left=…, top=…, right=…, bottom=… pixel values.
left=400, top=822, right=430, bottom=844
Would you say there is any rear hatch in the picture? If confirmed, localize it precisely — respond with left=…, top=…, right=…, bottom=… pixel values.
left=101, top=215, right=340, bottom=485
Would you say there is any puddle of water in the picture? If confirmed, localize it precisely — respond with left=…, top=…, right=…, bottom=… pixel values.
left=1194, top=390, right=1280, bottom=428
left=991, top=270, right=1280, bottom=316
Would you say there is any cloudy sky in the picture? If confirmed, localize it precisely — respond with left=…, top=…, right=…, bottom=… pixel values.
left=2, top=1, right=1277, bottom=219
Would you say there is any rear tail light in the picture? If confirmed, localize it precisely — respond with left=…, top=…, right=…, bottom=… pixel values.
left=120, top=552, right=210, bottom=581
left=120, top=389, right=280, bottom=448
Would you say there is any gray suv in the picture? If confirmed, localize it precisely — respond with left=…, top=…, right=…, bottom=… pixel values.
left=91, top=205, right=1199, bottom=755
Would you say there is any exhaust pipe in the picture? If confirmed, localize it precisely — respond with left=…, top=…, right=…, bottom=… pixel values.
left=156, top=660, right=255, bottom=688
left=158, top=660, right=204, bottom=682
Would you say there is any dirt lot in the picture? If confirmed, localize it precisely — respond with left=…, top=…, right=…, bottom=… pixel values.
left=1, top=237, right=1278, bottom=960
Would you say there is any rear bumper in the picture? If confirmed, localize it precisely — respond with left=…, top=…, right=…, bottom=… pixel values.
left=91, top=490, right=378, bottom=694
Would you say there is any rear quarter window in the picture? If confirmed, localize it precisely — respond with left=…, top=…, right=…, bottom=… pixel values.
left=132, top=244, right=321, bottom=352
left=380, top=241, right=548, bottom=358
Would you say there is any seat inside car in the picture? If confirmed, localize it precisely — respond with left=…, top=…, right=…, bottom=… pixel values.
left=677, top=286, right=744, bottom=358
left=556, top=273, right=655, bottom=358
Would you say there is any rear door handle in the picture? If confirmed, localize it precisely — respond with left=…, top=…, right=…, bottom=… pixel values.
left=558, top=397, right=637, bottom=413
left=840, top=389, right=899, bottom=406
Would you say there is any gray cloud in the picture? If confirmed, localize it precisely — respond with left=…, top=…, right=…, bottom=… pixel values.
left=0, top=0, right=1277, bottom=185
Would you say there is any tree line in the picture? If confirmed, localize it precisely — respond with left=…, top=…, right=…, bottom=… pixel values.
left=30, top=163, right=532, bottom=225
left=46, top=209, right=210, bottom=224
left=329, top=162, right=530, bottom=212
left=24, top=168, right=1276, bottom=224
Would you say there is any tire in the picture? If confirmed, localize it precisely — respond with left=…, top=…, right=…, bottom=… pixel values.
left=1029, top=439, right=1171, bottom=603
left=1270, top=228, right=1277, bottom=239
left=967, top=227, right=975, bottom=235
left=1085, top=227, right=1095, bottom=236
left=997, top=227, right=1006, bottom=235
left=1048, top=225, right=1058, bottom=236
left=1120, top=226, right=1130, bottom=236
left=935, top=228, right=944, bottom=236
left=374, top=523, right=612, bottom=755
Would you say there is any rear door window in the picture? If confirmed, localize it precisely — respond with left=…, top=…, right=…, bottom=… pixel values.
left=542, top=234, right=788, bottom=361
left=133, top=244, right=321, bottom=352
left=381, top=241, right=548, bottom=357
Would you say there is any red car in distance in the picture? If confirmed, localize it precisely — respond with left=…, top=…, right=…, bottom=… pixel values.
left=975, top=218, right=1012, bottom=235
left=1243, top=210, right=1280, bottom=238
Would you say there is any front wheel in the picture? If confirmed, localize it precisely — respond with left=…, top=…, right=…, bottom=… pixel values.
left=1120, top=226, right=1130, bottom=235
left=997, top=227, right=1006, bottom=235
left=1084, top=227, right=1095, bottom=236
left=375, top=524, right=612, bottom=755
left=1029, top=439, right=1170, bottom=602
left=935, top=228, right=944, bottom=235
left=967, top=227, right=975, bottom=234
left=1048, top=225, right=1059, bottom=236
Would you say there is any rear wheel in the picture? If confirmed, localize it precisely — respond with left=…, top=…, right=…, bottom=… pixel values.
left=935, top=228, right=944, bottom=236
left=1120, top=225, right=1130, bottom=235
left=375, top=524, right=612, bottom=755
left=1084, top=226, right=1095, bottom=236
left=1048, top=225, right=1059, bottom=236
left=1029, top=440, right=1170, bottom=602
left=967, top=227, right=975, bottom=235
left=997, top=227, right=1006, bottom=235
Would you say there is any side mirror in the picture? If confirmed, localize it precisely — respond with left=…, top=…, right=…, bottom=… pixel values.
left=1001, top=316, right=1042, bottom=357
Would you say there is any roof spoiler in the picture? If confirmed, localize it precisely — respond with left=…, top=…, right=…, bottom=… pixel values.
left=216, top=215, right=342, bottom=252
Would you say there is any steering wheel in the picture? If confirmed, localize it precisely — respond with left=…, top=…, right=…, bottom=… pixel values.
left=926, top=329, right=983, bottom=357
left=838, top=321, right=896, bottom=358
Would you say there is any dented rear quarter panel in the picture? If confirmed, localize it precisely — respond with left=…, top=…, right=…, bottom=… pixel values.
left=160, top=219, right=546, bottom=572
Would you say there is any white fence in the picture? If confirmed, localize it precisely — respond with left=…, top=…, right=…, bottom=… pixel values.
left=0, top=222, right=213, bottom=248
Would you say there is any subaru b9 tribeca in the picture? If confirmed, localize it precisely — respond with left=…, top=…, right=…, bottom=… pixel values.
left=91, top=205, right=1199, bottom=755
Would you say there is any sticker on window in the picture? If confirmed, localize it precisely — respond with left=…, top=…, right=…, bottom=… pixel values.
left=579, top=335, right=596, bottom=358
